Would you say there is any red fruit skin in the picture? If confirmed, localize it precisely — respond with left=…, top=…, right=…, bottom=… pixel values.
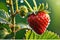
left=28, top=11, right=50, bottom=34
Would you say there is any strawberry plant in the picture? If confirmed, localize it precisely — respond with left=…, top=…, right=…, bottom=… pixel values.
left=0, top=0, right=60, bottom=39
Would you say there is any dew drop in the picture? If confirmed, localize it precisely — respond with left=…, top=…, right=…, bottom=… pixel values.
left=20, top=0, right=24, bottom=3
left=7, top=5, right=9, bottom=7
left=22, top=16, right=25, bottom=18
left=26, top=30, right=28, bottom=32
left=9, top=10, right=11, bottom=12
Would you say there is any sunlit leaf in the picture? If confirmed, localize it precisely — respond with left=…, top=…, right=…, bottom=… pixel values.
left=25, top=30, right=60, bottom=39
left=0, top=28, right=9, bottom=39
left=4, top=32, right=14, bottom=39
left=0, top=23, right=12, bottom=33
left=0, top=9, right=10, bottom=24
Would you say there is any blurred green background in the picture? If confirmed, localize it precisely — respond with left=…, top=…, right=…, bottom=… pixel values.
left=0, top=0, right=60, bottom=36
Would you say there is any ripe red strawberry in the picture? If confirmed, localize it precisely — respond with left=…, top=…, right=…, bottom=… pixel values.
left=27, top=11, right=50, bottom=34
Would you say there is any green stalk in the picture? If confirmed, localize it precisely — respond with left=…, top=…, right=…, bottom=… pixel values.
left=9, top=0, right=15, bottom=39
left=9, top=0, right=15, bottom=24
left=16, top=0, right=18, bottom=11
left=24, top=0, right=33, bottom=12
left=15, top=0, right=19, bottom=14
left=33, top=0, right=37, bottom=10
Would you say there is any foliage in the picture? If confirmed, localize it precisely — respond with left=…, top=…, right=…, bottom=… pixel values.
left=0, top=0, right=60, bottom=39
left=25, top=30, right=60, bottom=39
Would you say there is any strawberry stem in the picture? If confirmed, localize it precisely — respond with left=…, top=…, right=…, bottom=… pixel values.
left=7, top=0, right=16, bottom=39
left=15, top=0, right=20, bottom=14
left=32, top=0, right=37, bottom=11
left=16, top=0, right=18, bottom=11
left=24, top=0, right=33, bottom=12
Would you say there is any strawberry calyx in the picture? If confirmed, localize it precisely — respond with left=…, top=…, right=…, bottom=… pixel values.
left=24, top=0, right=50, bottom=15
left=38, top=3, right=44, bottom=11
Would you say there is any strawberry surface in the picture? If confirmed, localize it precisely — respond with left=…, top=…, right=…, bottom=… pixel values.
left=28, top=11, right=50, bottom=34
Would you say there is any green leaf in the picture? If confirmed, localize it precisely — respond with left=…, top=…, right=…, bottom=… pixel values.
left=4, top=32, right=14, bottom=39
left=0, top=9, right=11, bottom=38
left=0, top=28, right=9, bottom=39
left=25, top=30, right=60, bottom=39
left=0, top=23, right=12, bottom=39
left=0, top=9, right=10, bottom=24
left=0, top=2, right=8, bottom=12
left=15, top=28, right=29, bottom=39
left=0, top=23, right=12, bottom=33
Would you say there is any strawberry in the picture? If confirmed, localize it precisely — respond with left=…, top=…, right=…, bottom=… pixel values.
left=27, top=11, right=50, bottom=34
left=24, top=0, right=50, bottom=34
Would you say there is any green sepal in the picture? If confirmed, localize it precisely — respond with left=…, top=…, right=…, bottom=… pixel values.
left=45, top=3, right=48, bottom=10
left=38, top=3, right=44, bottom=11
